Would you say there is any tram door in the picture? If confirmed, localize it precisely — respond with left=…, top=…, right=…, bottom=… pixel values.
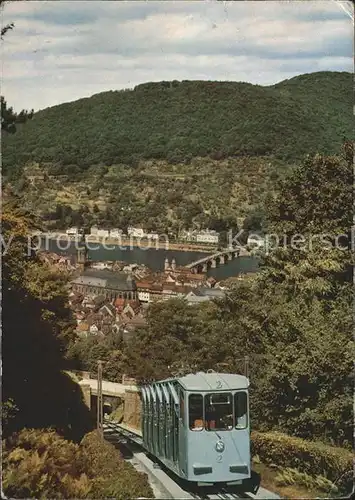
left=172, top=396, right=179, bottom=464
left=178, top=389, right=187, bottom=475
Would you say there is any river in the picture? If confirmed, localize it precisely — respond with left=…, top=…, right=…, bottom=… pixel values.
left=44, top=239, right=259, bottom=280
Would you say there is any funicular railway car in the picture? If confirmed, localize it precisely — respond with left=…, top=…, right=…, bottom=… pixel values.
left=141, top=372, right=259, bottom=493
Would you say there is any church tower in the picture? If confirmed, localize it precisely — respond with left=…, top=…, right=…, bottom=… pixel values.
left=77, top=233, right=88, bottom=272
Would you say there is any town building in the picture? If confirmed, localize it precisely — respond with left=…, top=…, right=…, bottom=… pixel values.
left=91, top=262, right=112, bottom=270
left=179, top=228, right=219, bottom=245
left=145, top=232, right=159, bottom=240
left=136, top=281, right=163, bottom=303
left=195, top=229, right=219, bottom=244
left=66, top=227, right=79, bottom=236
left=110, top=229, right=123, bottom=238
left=71, top=268, right=138, bottom=300
left=137, top=287, right=150, bottom=302
left=179, top=229, right=196, bottom=242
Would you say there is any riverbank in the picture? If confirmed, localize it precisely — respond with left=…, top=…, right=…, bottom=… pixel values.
left=35, top=232, right=218, bottom=253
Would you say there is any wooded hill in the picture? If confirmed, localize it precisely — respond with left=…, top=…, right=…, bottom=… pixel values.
left=3, top=71, right=353, bottom=177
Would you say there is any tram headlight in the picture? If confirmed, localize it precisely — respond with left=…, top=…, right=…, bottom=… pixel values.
left=215, top=441, right=225, bottom=453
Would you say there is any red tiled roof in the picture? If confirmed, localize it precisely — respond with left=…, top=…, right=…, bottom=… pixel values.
left=136, top=281, right=153, bottom=289
left=150, top=283, right=163, bottom=291
left=177, top=273, right=203, bottom=281
left=163, top=283, right=177, bottom=291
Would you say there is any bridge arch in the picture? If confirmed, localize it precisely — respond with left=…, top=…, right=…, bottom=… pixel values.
left=186, top=247, right=244, bottom=274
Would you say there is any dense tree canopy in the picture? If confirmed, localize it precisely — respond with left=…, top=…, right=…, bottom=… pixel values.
left=3, top=72, right=353, bottom=177
left=1, top=96, right=34, bottom=134
left=2, top=205, right=92, bottom=440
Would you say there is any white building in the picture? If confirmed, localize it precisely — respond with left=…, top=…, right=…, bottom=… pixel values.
left=90, top=225, right=99, bottom=236
left=127, top=226, right=145, bottom=238
left=66, top=227, right=79, bottom=236
left=180, top=230, right=196, bottom=242
left=89, top=324, right=99, bottom=335
left=97, top=229, right=110, bottom=238
left=146, top=232, right=159, bottom=240
left=91, top=262, right=111, bottom=270
left=110, top=229, right=123, bottom=238
left=138, top=290, right=150, bottom=302
left=195, top=229, right=219, bottom=244
left=123, top=264, right=138, bottom=272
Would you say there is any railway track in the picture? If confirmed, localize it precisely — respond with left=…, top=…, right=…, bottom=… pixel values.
left=103, top=420, right=280, bottom=500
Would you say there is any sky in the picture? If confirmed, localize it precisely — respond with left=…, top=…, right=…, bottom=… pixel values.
left=1, top=0, right=353, bottom=112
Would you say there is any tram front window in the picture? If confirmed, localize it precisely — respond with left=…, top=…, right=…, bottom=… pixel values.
left=205, top=393, right=233, bottom=431
left=189, top=394, right=204, bottom=430
left=234, top=391, right=248, bottom=429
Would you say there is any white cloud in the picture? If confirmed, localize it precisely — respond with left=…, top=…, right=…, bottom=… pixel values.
left=1, top=0, right=352, bottom=111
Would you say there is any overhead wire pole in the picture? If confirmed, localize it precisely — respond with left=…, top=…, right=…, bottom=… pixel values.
left=97, top=360, right=103, bottom=438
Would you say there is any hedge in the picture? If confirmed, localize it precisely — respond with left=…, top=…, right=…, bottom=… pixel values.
left=81, top=430, right=153, bottom=499
left=251, top=430, right=353, bottom=493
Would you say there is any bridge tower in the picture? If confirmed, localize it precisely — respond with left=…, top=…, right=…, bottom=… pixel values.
left=77, top=233, right=89, bottom=272
left=164, top=257, right=169, bottom=272
left=171, top=258, right=176, bottom=271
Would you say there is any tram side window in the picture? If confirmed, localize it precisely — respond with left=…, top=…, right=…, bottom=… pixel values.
left=189, top=394, right=204, bottom=431
left=234, top=391, right=248, bottom=429
left=205, top=393, right=233, bottom=431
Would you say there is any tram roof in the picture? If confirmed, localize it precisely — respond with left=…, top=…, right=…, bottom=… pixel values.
left=158, top=372, right=249, bottom=391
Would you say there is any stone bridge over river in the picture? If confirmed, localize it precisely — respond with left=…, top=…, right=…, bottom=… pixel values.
left=186, top=247, right=250, bottom=274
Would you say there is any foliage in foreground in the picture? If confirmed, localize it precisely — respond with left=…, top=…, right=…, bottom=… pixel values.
left=251, top=431, right=353, bottom=496
left=274, top=468, right=338, bottom=495
left=81, top=430, right=153, bottom=499
left=2, top=428, right=153, bottom=499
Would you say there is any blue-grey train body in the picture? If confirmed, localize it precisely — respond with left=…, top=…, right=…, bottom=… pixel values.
left=141, top=372, right=259, bottom=492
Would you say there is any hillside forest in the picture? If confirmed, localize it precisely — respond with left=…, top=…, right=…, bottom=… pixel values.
left=3, top=72, right=353, bottom=234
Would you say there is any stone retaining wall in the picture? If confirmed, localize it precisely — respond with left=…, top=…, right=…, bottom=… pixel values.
left=124, top=389, right=142, bottom=430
